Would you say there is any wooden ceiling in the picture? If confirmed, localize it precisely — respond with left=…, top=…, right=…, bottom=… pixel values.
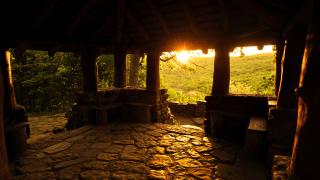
left=1, top=0, right=309, bottom=53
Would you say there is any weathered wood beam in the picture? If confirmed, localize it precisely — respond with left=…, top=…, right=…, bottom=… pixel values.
left=145, top=0, right=170, bottom=35
left=66, top=0, right=97, bottom=36
left=277, top=25, right=308, bottom=108
left=217, top=0, right=230, bottom=32
left=114, top=48, right=126, bottom=88
left=126, top=11, right=149, bottom=41
left=212, top=41, right=230, bottom=96
left=80, top=46, right=98, bottom=93
left=114, top=0, right=126, bottom=44
left=0, top=49, right=10, bottom=180
left=178, top=0, right=199, bottom=35
left=284, top=0, right=313, bottom=34
left=31, top=0, right=58, bottom=32
left=289, top=3, right=320, bottom=178
left=92, top=12, right=115, bottom=38
left=234, top=0, right=285, bottom=28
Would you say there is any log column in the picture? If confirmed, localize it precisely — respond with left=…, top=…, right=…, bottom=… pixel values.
left=79, top=47, right=98, bottom=125
left=268, top=25, right=309, bottom=155
left=0, top=48, right=17, bottom=112
left=80, top=47, right=98, bottom=93
left=0, top=51, right=10, bottom=179
left=277, top=25, right=308, bottom=108
left=114, top=48, right=126, bottom=88
left=147, top=49, right=161, bottom=122
left=289, top=5, right=320, bottom=179
left=275, top=40, right=285, bottom=96
left=211, top=42, right=230, bottom=96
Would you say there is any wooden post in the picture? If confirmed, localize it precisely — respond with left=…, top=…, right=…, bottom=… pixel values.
left=80, top=47, right=97, bottom=93
left=277, top=25, right=308, bottom=108
left=0, top=48, right=17, bottom=111
left=289, top=5, right=320, bottom=179
left=275, top=40, right=285, bottom=96
left=147, top=50, right=160, bottom=92
left=211, top=43, right=230, bottom=96
left=147, top=49, right=160, bottom=122
left=114, top=48, right=126, bottom=88
left=0, top=50, right=10, bottom=180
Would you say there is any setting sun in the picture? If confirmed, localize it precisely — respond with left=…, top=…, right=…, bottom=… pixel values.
left=176, top=51, right=191, bottom=64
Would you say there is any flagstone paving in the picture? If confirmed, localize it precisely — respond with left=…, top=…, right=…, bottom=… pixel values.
left=10, top=123, right=260, bottom=180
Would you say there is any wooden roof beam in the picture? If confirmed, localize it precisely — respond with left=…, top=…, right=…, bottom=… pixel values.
left=31, top=0, right=58, bottom=32
left=92, top=12, right=115, bottom=39
left=178, top=0, right=199, bottom=35
left=126, top=11, right=150, bottom=41
left=114, top=0, right=126, bottom=44
left=145, top=0, right=171, bottom=36
left=234, top=0, right=285, bottom=28
left=66, top=0, right=97, bottom=36
left=217, top=0, right=230, bottom=32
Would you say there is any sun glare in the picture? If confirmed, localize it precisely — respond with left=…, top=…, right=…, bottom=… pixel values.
left=167, top=45, right=275, bottom=64
left=176, top=51, right=190, bottom=64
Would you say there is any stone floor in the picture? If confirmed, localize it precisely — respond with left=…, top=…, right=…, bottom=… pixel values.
left=9, top=121, right=270, bottom=180
left=28, top=113, right=67, bottom=143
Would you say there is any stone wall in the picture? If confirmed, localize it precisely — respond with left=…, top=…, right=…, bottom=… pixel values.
left=168, top=101, right=206, bottom=117
left=66, top=88, right=173, bottom=129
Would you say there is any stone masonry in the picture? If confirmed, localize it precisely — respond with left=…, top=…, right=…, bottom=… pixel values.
left=11, top=123, right=241, bottom=180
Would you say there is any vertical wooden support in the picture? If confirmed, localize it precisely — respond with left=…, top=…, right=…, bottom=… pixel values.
left=289, top=5, right=320, bottom=179
left=0, top=48, right=17, bottom=111
left=277, top=25, right=308, bottom=108
left=211, top=43, right=230, bottom=96
left=80, top=47, right=97, bottom=93
left=0, top=50, right=10, bottom=180
left=114, top=48, right=126, bottom=88
left=147, top=49, right=160, bottom=122
left=275, top=40, right=285, bottom=96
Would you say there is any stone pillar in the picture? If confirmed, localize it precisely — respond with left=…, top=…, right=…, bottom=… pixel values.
left=147, top=49, right=161, bottom=122
left=0, top=48, right=17, bottom=112
left=211, top=43, right=230, bottom=96
left=289, top=6, right=320, bottom=179
left=0, top=59, right=10, bottom=179
left=80, top=47, right=98, bottom=93
left=277, top=25, right=308, bottom=108
left=114, top=48, right=126, bottom=88
left=275, top=40, right=285, bottom=96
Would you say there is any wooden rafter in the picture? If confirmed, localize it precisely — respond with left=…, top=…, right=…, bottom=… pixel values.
left=66, top=0, right=97, bottom=36
left=126, top=11, right=150, bottom=41
left=114, top=0, right=126, bottom=44
left=178, top=0, right=199, bottom=35
left=284, top=0, right=313, bottom=34
left=233, top=0, right=285, bottom=28
left=31, top=0, right=58, bottom=32
left=92, top=12, right=115, bottom=38
left=217, top=0, right=229, bottom=32
left=145, top=0, right=170, bottom=35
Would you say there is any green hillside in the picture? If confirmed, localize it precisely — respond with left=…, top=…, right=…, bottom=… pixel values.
left=160, top=53, right=276, bottom=103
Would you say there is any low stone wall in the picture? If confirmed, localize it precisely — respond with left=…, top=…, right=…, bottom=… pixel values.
left=168, top=101, right=206, bottom=117
left=67, top=88, right=173, bottom=129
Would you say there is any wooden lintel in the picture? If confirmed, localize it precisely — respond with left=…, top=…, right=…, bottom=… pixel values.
left=217, top=0, right=229, bottom=32
left=31, top=0, right=58, bottom=32
left=178, top=0, right=199, bottom=35
left=145, top=0, right=170, bottom=35
left=126, top=11, right=150, bottom=41
left=66, top=0, right=97, bottom=36
left=114, top=0, right=126, bottom=44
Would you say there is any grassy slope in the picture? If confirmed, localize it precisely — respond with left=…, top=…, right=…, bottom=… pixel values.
left=160, top=53, right=276, bottom=103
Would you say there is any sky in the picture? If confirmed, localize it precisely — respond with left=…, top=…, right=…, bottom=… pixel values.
left=172, top=45, right=275, bottom=64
